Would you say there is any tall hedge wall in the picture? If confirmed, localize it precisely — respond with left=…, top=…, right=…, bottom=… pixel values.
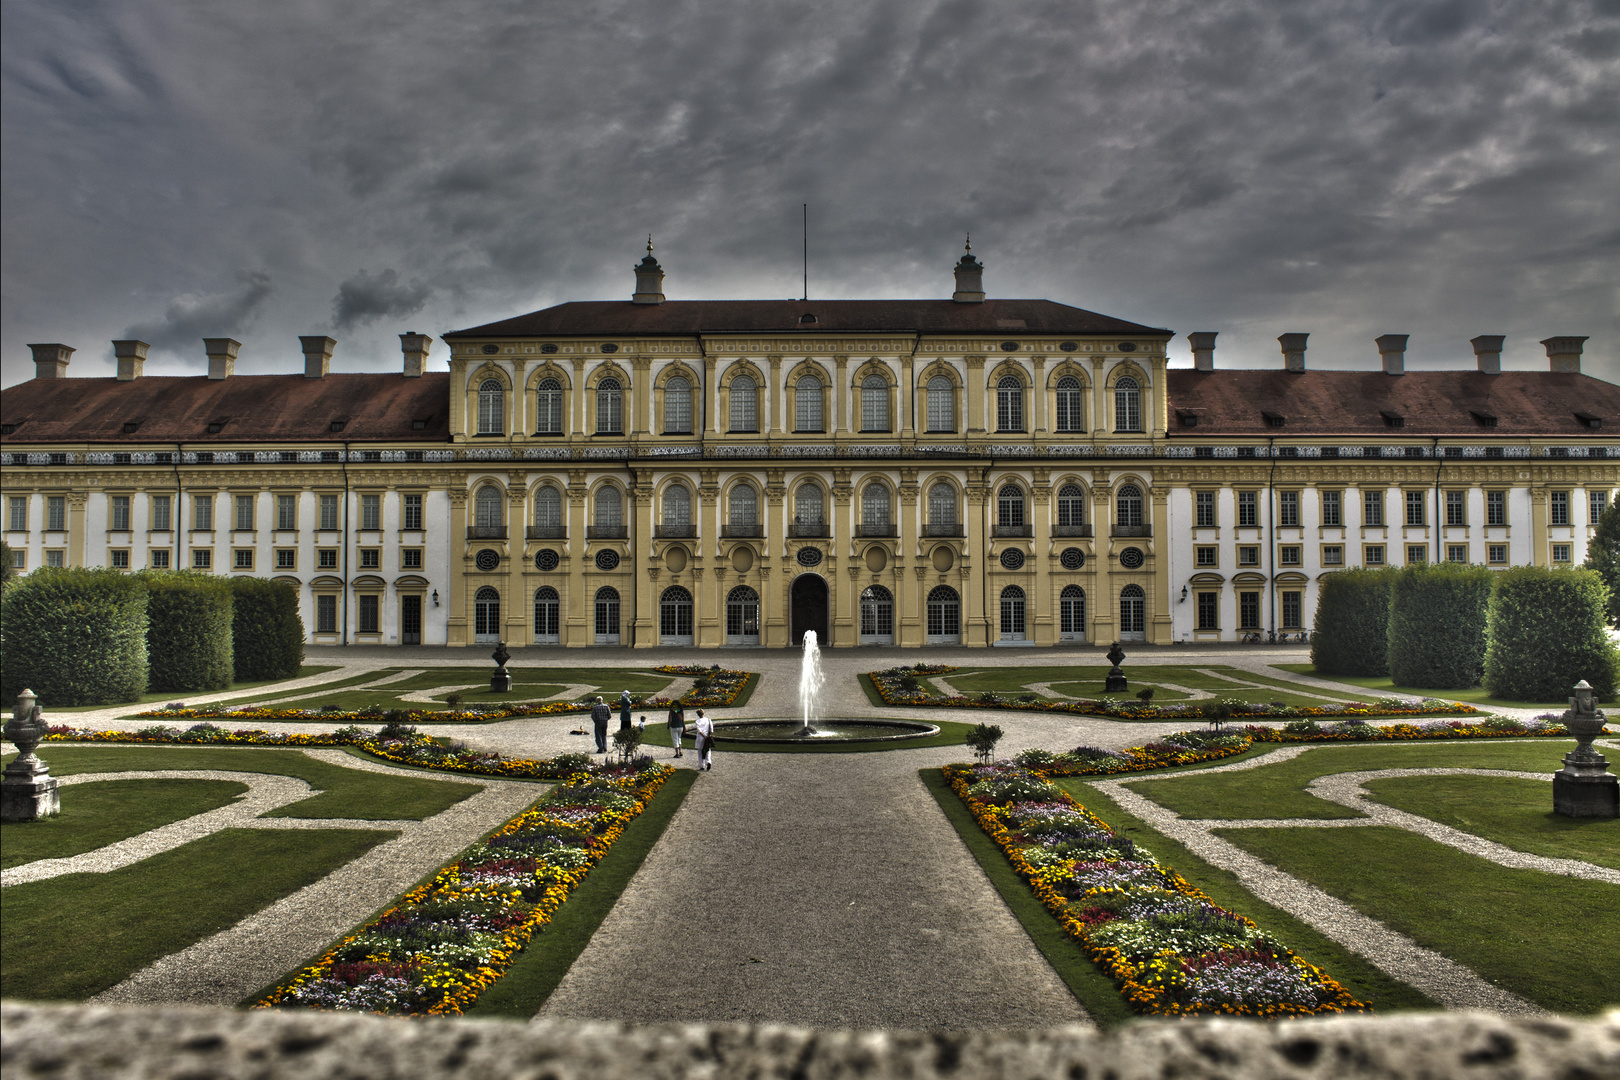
left=1483, top=566, right=1619, bottom=702
left=0, top=567, right=149, bottom=706
left=142, top=571, right=235, bottom=693
left=232, top=577, right=305, bottom=681
left=1386, top=562, right=1495, bottom=689
left=1310, top=567, right=1397, bottom=676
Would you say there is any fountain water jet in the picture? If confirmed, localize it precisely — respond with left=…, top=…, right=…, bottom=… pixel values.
left=798, top=630, right=824, bottom=736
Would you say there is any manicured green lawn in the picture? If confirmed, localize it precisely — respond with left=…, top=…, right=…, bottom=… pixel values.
left=900, top=665, right=1366, bottom=710
left=0, top=779, right=247, bottom=868
left=1216, top=824, right=1620, bottom=1014
left=1, top=828, right=394, bottom=1001
left=245, top=666, right=676, bottom=711
left=47, top=666, right=343, bottom=714
left=1270, top=664, right=1573, bottom=708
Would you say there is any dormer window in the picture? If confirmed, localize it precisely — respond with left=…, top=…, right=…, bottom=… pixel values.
left=330, top=420, right=347, bottom=432
left=205, top=419, right=227, bottom=434
left=411, top=418, right=429, bottom=430
left=1576, top=412, right=1603, bottom=429
left=1176, top=410, right=1199, bottom=428
left=1381, top=411, right=1405, bottom=429
left=122, top=421, right=141, bottom=434
left=1262, top=412, right=1286, bottom=428
left=798, top=313, right=818, bottom=324
left=1471, top=411, right=1498, bottom=428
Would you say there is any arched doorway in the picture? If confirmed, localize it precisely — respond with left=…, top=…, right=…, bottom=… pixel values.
left=859, top=585, right=894, bottom=645
left=790, top=573, right=828, bottom=647
left=594, top=587, right=621, bottom=645
left=660, top=585, right=694, bottom=646
left=533, top=586, right=560, bottom=645
left=926, top=585, right=961, bottom=645
left=726, top=586, right=761, bottom=645
left=1059, top=585, right=1086, bottom=642
left=474, top=586, right=501, bottom=644
left=1119, top=584, right=1146, bottom=642
left=999, top=585, right=1027, bottom=642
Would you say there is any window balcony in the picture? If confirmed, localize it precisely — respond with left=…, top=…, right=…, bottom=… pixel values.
left=1111, top=524, right=1152, bottom=538
left=923, top=524, right=965, bottom=537
left=466, top=526, right=507, bottom=539
left=526, top=525, right=566, bottom=540
left=721, top=524, right=764, bottom=538
left=992, top=524, right=1033, bottom=538
left=586, top=525, right=627, bottom=539
left=654, top=524, right=696, bottom=538
left=789, top=523, right=829, bottom=537
left=1053, top=524, right=1094, bottom=538
left=856, top=524, right=897, bottom=537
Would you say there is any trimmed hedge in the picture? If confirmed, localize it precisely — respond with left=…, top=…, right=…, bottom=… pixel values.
left=142, top=571, right=235, bottom=693
left=232, top=577, right=305, bottom=681
left=0, top=567, right=149, bottom=705
left=1386, top=562, right=1494, bottom=689
left=1309, top=567, right=1397, bottom=676
left=1483, top=565, right=1620, bottom=702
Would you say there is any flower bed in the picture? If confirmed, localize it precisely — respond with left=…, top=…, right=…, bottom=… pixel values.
left=1014, top=731, right=1255, bottom=776
left=255, top=763, right=672, bottom=1015
left=944, top=761, right=1366, bottom=1017
left=1246, top=715, right=1595, bottom=742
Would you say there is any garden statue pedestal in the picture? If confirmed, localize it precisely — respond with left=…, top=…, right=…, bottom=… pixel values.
left=490, top=641, right=512, bottom=694
left=3, top=689, right=60, bottom=822
left=1553, top=680, right=1618, bottom=819
left=1104, top=642, right=1128, bottom=694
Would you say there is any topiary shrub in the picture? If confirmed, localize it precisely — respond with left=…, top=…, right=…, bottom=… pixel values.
left=0, top=566, right=149, bottom=705
left=1386, top=562, right=1494, bottom=689
left=141, top=571, right=234, bottom=693
left=1483, top=566, right=1620, bottom=702
left=1310, top=567, right=1397, bottom=676
left=231, top=576, right=305, bottom=681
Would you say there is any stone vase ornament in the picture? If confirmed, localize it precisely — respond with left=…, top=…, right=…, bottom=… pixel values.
left=3, top=688, right=62, bottom=821
left=1553, top=680, right=1618, bottom=819
left=490, top=640, right=512, bottom=693
left=1104, top=641, right=1128, bottom=694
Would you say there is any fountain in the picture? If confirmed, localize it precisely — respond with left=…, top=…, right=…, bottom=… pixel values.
left=798, top=629, right=825, bottom=736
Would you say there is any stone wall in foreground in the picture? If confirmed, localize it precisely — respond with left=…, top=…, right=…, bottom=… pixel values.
left=3, top=1002, right=1616, bottom=1080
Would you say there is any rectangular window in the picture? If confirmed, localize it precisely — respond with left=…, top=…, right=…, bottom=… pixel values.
left=403, top=494, right=423, bottom=531
left=47, top=496, right=66, bottom=531
left=1487, top=490, right=1507, bottom=526
left=1237, top=491, right=1257, bottom=527
left=401, top=548, right=423, bottom=570
left=110, top=549, right=130, bottom=569
left=10, top=548, right=26, bottom=571
left=358, top=594, right=380, bottom=633
left=1488, top=544, right=1508, bottom=564
left=1238, top=545, right=1259, bottom=566
left=1591, top=491, right=1609, bottom=524
left=317, top=594, right=338, bottom=633
left=1278, top=491, right=1299, bottom=527
left=110, top=495, right=130, bottom=531
left=1239, top=591, right=1260, bottom=630
left=1550, top=491, right=1570, bottom=526
left=1321, top=490, right=1341, bottom=527
left=1447, top=544, right=1469, bottom=562
left=359, top=548, right=380, bottom=569
left=1195, top=546, right=1218, bottom=567
left=1552, top=543, right=1572, bottom=563
left=232, top=548, right=253, bottom=570
left=1364, top=490, right=1384, bottom=527
left=1407, top=544, right=1428, bottom=564
left=1195, top=491, right=1216, bottom=528
left=1445, top=490, right=1466, bottom=526
left=149, top=549, right=170, bottom=569
left=275, top=548, right=297, bottom=569
left=7, top=496, right=26, bottom=532
left=1279, top=545, right=1302, bottom=566
left=1322, top=545, right=1344, bottom=566
left=318, top=548, right=338, bottom=569
left=1281, top=590, right=1302, bottom=630
left=1405, top=490, right=1425, bottom=527
left=235, top=495, right=255, bottom=531
left=192, top=548, right=212, bottom=570
left=45, top=550, right=65, bottom=568
left=151, top=495, right=171, bottom=531
left=1197, top=592, right=1219, bottom=630
left=319, top=494, right=339, bottom=530
left=1365, top=544, right=1385, bottom=566
left=361, top=493, right=381, bottom=531
left=193, top=495, right=213, bottom=531
left=277, top=494, right=297, bottom=530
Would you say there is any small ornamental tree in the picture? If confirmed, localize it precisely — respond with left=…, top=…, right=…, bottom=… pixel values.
left=0, top=566, right=149, bottom=705
left=1583, top=501, right=1620, bottom=628
left=1309, top=567, right=1397, bottom=676
left=1386, top=562, right=1494, bottom=689
left=966, top=723, right=1005, bottom=763
left=1483, top=565, right=1620, bottom=702
left=231, top=577, right=305, bottom=681
left=142, top=571, right=235, bottom=693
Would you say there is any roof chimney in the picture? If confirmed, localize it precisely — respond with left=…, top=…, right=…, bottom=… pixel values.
left=1278, top=333, right=1308, bottom=372
left=1542, top=336, right=1588, bottom=374
left=204, top=338, right=240, bottom=380
left=632, top=237, right=665, bottom=305
left=1470, top=334, right=1505, bottom=375
left=29, top=343, right=73, bottom=379
left=1188, top=331, right=1218, bottom=371
left=300, top=335, right=336, bottom=378
left=1376, top=334, right=1408, bottom=375
left=113, top=340, right=149, bottom=381
left=400, top=331, right=432, bottom=378
left=952, top=237, right=985, bottom=303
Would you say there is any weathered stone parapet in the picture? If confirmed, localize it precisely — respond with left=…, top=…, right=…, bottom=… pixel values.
left=2, top=1002, right=1616, bottom=1080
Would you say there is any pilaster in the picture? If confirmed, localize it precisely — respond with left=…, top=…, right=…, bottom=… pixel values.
left=1150, top=484, right=1172, bottom=643
left=447, top=489, right=469, bottom=646
left=767, top=355, right=783, bottom=437
left=965, top=355, right=986, bottom=436
left=834, top=354, right=850, bottom=435
left=566, top=474, right=589, bottom=646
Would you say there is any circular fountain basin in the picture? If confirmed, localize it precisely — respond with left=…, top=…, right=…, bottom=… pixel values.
left=711, top=717, right=940, bottom=744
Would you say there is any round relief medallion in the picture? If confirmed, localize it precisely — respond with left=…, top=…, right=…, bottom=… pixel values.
left=731, top=545, right=755, bottom=573
left=1060, top=547, right=1086, bottom=570
left=534, top=549, right=560, bottom=572
left=999, top=548, right=1026, bottom=571
left=474, top=548, right=500, bottom=572
left=865, top=545, right=888, bottom=572
left=595, top=549, right=621, bottom=571
left=1119, top=547, right=1145, bottom=569
left=664, top=545, right=689, bottom=573
left=796, top=547, right=823, bottom=568
left=932, top=545, right=955, bottom=573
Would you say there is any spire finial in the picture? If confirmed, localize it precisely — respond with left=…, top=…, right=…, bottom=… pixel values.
left=647, top=234, right=654, bottom=255
left=965, top=233, right=971, bottom=255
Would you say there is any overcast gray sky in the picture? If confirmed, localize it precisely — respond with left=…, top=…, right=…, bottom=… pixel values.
left=3, top=0, right=1616, bottom=389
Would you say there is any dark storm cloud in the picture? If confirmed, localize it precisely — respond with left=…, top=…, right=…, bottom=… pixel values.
left=3, top=0, right=1618, bottom=385
left=120, top=272, right=274, bottom=361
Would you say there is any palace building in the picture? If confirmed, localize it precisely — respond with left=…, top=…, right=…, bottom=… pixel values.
left=2, top=248, right=1615, bottom=650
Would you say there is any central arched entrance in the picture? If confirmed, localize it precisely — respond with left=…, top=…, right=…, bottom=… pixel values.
left=790, top=573, right=829, bottom=647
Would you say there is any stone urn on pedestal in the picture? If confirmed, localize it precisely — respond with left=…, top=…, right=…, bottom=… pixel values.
left=1553, top=680, right=1618, bottom=819
left=490, top=641, right=512, bottom=693
left=3, top=689, right=61, bottom=821
left=1104, top=642, right=1129, bottom=694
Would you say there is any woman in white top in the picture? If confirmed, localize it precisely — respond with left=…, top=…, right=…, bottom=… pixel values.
left=693, top=710, right=714, bottom=771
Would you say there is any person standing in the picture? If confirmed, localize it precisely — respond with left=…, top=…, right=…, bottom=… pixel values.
left=590, top=696, right=611, bottom=754
left=619, top=690, right=633, bottom=732
left=693, top=709, right=714, bottom=771
left=667, top=701, right=686, bottom=758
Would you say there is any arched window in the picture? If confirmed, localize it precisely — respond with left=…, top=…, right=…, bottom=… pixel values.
left=726, top=585, right=761, bottom=644
left=477, top=379, right=504, bottom=435
left=663, top=483, right=692, bottom=530
left=996, top=375, right=1024, bottom=432
left=860, top=374, right=889, bottom=432
left=1057, top=483, right=1086, bottom=528
left=535, top=377, right=563, bottom=434
left=998, top=484, right=1026, bottom=528
left=928, top=482, right=957, bottom=529
left=926, top=585, right=961, bottom=643
left=795, top=374, right=824, bottom=432
left=728, top=483, right=758, bottom=529
left=1114, top=375, right=1141, bottom=432
left=594, top=587, right=621, bottom=644
left=730, top=374, right=758, bottom=432
left=794, top=484, right=825, bottom=529
left=861, top=483, right=891, bottom=531
left=595, top=486, right=622, bottom=530
left=474, top=585, right=501, bottom=642
left=596, top=376, right=623, bottom=434
left=1060, top=585, right=1086, bottom=641
left=534, top=586, right=560, bottom=643
left=1116, top=484, right=1143, bottom=527
left=474, top=485, right=503, bottom=531
left=533, top=485, right=562, bottom=531
left=660, top=586, right=694, bottom=644
left=1000, top=584, right=1027, bottom=640
left=1119, top=583, right=1146, bottom=639
left=664, top=376, right=692, bottom=434
left=926, top=375, right=955, bottom=432
left=860, top=584, right=894, bottom=643
left=1056, top=375, right=1084, bottom=433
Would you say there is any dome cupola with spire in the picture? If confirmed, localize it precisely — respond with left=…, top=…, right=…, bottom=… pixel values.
left=952, top=236, right=984, bottom=303
left=632, top=235, right=665, bottom=305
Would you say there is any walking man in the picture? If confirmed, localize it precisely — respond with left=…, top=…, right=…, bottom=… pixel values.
left=667, top=701, right=686, bottom=758
left=590, top=696, right=611, bottom=754
left=693, top=709, right=714, bottom=771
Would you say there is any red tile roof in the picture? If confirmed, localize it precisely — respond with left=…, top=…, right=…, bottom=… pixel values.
left=1167, top=370, right=1620, bottom=437
left=0, top=373, right=450, bottom=444
left=444, top=299, right=1171, bottom=338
